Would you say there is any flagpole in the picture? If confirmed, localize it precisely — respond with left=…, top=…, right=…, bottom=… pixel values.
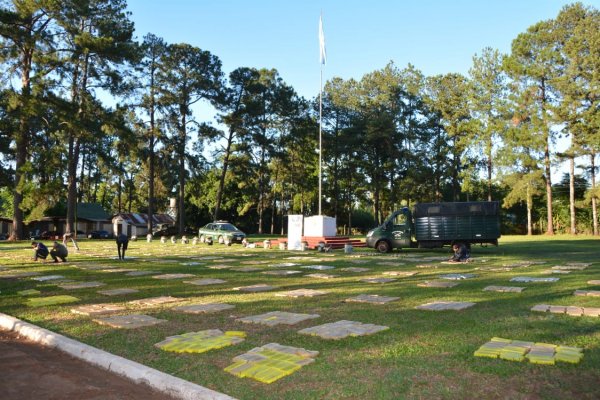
left=318, top=12, right=325, bottom=217
left=319, top=60, right=323, bottom=216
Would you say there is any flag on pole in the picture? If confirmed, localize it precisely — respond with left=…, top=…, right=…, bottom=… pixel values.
left=319, top=15, right=327, bottom=65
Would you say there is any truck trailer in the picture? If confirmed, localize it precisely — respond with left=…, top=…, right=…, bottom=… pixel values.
left=366, top=201, right=501, bottom=253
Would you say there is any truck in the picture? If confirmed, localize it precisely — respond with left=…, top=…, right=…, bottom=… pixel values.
left=366, top=201, right=500, bottom=253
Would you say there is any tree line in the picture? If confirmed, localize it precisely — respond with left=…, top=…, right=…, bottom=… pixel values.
left=0, top=0, right=598, bottom=240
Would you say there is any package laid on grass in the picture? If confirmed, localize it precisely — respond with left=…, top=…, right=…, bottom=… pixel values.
left=155, top=329, right=246, bottom=353
left=26, top=295, right=79, bottom=307
left=474, top=337, right=583, bottom=365
left=225, top=343, right=318, bottom=384
left=18, top=289, right=40, bottom=296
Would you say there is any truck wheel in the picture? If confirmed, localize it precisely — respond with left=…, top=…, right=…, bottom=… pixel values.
left=376, top=240, right=391, bottom=253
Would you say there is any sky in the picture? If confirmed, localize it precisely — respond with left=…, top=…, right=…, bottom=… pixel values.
left=126, top=0, right=599, bottom=100
left=125, top=0, right=600, bottom=180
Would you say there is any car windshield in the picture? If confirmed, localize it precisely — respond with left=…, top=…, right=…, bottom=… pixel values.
left=215, top=223, right=238, bottom=231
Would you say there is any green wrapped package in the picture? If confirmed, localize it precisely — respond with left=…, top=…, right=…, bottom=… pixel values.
left=555, top=347, right=584, bottom=364
left=527, top=353, right=555, bottom=365
left=474, top=348, right=500, bottom=358
left=554, top=352, right=583, bottom=364
left=26, top=295, right=79, bottom=307
left=499, top=351, right=525, bottom=362
left=556, top=346, right=583, bottom=354
left=490, top=337, right=512, bottom=343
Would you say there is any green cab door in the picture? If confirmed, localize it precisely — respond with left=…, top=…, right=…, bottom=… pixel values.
left=389, top=210, right=411, bottom=249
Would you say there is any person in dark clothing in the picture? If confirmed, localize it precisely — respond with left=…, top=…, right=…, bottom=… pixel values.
left=116, top=234, right=129, bottom=260
left=450, top=243, right=470, bottom=262
left=31, top=241, right=49, bottom=261
left=50, top=241, right=68, bottom=263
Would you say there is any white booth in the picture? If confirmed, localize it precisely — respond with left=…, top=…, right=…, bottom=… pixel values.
left=287, top=215, right=304, bottom=250
left=303, top=215, right=337, bottom=237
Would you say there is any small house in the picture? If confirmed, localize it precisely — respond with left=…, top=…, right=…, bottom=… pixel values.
left=27, top=203, right=112, bottom=238
left=112, top=213, right=175, bottom=237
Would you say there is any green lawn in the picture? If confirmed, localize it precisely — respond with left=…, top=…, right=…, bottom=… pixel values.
left=1, top=235, right=599, bottom=399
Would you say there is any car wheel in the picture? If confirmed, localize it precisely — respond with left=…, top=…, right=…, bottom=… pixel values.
left=199, top=235, right=205, bottom=243
left=376, top=240, right=391, bottom=253
left=218, top=235, right=224, bottom=244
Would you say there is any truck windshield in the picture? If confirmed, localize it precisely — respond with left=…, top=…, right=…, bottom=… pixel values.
left=392, top=214, right=407, bottom=225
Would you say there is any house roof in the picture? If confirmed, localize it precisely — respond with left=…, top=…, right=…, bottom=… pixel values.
left=30, top=203, right=111, bottom=222
left=76, top=203, right=111, bottom=221
left=113, top=213, right=175, bottom=227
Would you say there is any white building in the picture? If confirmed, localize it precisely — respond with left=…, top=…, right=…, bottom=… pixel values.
left=112, top=213, right=175, bottom=237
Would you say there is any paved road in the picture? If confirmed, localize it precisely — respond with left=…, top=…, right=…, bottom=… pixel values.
left=0, top=329, right=177, bottom=400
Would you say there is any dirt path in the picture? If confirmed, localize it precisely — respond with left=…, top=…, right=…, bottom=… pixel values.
left=0, top=329, right=179, bottom=400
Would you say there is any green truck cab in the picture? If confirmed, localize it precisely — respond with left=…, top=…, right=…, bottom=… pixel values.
left=366, top=201, right=500, bottom=253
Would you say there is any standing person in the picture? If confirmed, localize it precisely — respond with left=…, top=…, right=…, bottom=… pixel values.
left=50, top=241, right=68, bottom=263
left=31, top=241, right=49, bottom=261
left=62, top=231, right=80, bottom=251
left=116, top=233, right=129, bottom=260
left=449, top=243, right=470, bottom=262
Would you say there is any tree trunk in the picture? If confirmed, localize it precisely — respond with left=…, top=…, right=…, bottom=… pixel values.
left=569, top=156, right=576, bottom=234
left=11, top=128, right=27, bottom=241
left=348, top=205, right=352, bottom=235
left=147, top=59, right=158, bottom=234
left=78, top=147, right=86, bottom=203
left=66, top=135, right=80, bottom=235
left=544, top=146, right=554, bottom=235
left=541, top=81, right=554, bottom=235
left=434, top=124, right=442, bottom=202
left=214, top=83, right=245, bottom=221
left=270, top=197, right=276, bottom=235
left=591, top=153, right=598, bottom=236
left=332, top=121, right=341, bottom=220
left=257, top=144, right=266, bottom=234
left=127, top=174, right=134, bottom=213
left=92, top=177, right=98, bottom=203
left=487, top=146, right=493, bottom=201
left=66, top=49, right=90, bottom=237
left=10, top=46, right=34, bottom=241
left=527, top=183, right=533, bottom=236
left=117, top=176, right=122, bottom=213
left=101, top=185, right=107, bottom=209
left=178, top=138, right=186, bottom=234
left=280, top=190, right=285, bottom=235
left=373, top=187, right=380, bottom=225
left=214, top=128, right=234, bottom=221
left=452, top=136, right=460, bottom=202
left=148, top=131, right=155, bottom=232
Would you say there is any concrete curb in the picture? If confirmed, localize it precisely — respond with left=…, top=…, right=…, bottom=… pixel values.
left=0, top=313, right=237, bottom=400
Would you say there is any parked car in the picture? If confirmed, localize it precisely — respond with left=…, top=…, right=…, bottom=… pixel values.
left=88, top=230, right=113, bottom=239
left=152, top=226, right=196, bottom=237
left=41, top=230, right=62, bottom=240
left=198, top=222, right=246, bottom=244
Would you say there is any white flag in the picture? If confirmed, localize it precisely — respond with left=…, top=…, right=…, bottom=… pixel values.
left=319, top=15, right=326, bottom=65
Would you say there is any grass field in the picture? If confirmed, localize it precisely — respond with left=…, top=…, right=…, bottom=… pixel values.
left=0, top=235, right=599, bottom=399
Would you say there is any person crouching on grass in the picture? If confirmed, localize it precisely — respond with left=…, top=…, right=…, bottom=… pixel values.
left=449, top=243, right=470, bottom=263
left=116, top=233, right=129, bottom=260
left=31, top=241, right=49, bottom=261
left=50, top=241, right=68, bottom=263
